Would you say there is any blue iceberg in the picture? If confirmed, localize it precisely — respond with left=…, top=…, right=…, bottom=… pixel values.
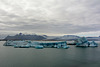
left=75, top=37, right=98, bottom=47
left=4, top=40, right=69, bottom=49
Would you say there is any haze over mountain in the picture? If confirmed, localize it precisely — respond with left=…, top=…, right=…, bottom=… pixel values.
left=3, top=33, right=100, bottom=41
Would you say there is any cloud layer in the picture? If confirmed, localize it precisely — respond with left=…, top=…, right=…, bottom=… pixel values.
left=0, top=0, right=100, bottom=36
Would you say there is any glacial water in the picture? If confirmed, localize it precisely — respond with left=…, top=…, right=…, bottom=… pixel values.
left=0, top=41, right=100, bottom=67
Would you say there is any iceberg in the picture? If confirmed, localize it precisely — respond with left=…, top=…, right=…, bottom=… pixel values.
left=75, top=37, right=98, bottom=47
left=4, top=40, right=69, bottom=49
left=89, top=41, right=98, bottom=47
left=35, top=45, right=44, bottom=49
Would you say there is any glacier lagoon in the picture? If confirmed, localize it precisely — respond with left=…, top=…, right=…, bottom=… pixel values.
left=0, top=41, right=100, bottom=67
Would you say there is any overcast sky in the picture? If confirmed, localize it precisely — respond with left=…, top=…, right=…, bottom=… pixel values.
left=0, top=0, right=100, bottom=36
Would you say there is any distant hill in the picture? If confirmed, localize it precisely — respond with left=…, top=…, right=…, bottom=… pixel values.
left=2, top=33, right=100, bottom=41
left=47, top=35, right=80, bottom=41
left=86, top=37, right=100, bottom=41
left=0, top=34, right=7, bottom=39
left=4, top=33, right=46, bottom=40
left=45, top=35, right=100, bottom=41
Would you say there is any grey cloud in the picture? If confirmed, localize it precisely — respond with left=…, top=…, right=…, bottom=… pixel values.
left=0, top=0, right=100, bottom=36
left=0, top=22, right=100, bottom=34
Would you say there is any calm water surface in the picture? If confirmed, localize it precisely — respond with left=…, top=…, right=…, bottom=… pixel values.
left=0, top=41, right=100, bottom=67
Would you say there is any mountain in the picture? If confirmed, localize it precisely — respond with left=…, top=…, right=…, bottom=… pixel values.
left=53, top=35, right=80, bottom=41
left=45, top=35, right=100, bottom=41
left=0, top=34, right=8, bottom=39
left=86, top=37, right=100, bottom=41
left=2, top=33, right=100, bottom=41
left=4, top=33, right=46, bottom=40
left=62, top=35, right=80, bottom=39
